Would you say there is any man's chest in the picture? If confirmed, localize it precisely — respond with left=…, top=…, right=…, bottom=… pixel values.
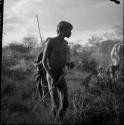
left=52, top=42, right=68, bottom=55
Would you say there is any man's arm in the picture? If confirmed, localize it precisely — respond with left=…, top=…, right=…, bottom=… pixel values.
left=42, top=39, right=53, bottom=76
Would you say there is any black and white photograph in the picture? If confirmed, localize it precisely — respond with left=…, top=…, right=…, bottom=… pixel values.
left=1, top=0, right=123, bottom=124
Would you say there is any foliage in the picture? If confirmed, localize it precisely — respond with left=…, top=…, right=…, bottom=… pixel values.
left=8, top=43, right=30, bottom=53
left=22, top=35, right=38, bottom=49
left=71, top=44, right=98, bottom=72
left=1, top=37, right=124, bottom=124
left=88, top=35, right=103, bottom=47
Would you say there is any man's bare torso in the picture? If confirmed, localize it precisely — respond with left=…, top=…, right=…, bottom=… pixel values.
left=48, top=37, right=69, bottom=71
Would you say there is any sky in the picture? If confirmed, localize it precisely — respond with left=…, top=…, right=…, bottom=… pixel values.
left=2, top=0, right=123, bottom=46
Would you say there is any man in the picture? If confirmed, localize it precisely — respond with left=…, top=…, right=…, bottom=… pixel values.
left=42, top=21, right=74, bottom=120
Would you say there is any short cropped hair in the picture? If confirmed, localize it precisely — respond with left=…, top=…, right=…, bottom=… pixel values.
left=57, top=21, right=73, bottom=34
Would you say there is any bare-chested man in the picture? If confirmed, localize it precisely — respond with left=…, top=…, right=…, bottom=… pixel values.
left=42, top=21, right=73, bottom=120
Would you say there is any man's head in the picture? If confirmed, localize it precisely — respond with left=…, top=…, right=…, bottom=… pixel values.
left=57, top=21, right=73, bottom=38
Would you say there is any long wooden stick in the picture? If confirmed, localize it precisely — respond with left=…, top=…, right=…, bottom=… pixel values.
left=36, top=15, right=43, bottom=45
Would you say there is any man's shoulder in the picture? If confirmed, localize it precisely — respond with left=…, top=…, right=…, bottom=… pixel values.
left=45, top=37, right=55, bottom=48
left=45, top=37, right=52, bottom=42
left=46, top=37, right=58, bottom=42
left=53, top=37, right=68, bottom=44
left=47, top=37, right=58, bottom=44
left=46, top=37, right=68, bottom=45
left=49, top=37, right=58, bottom=41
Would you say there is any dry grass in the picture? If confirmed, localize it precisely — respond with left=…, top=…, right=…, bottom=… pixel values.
left=1, top=44, right=124, bottom=124
left=1, top=65, right=124, bottom=124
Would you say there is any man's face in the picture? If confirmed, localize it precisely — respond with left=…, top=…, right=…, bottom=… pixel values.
left=63, top=29, right=72, bottom=38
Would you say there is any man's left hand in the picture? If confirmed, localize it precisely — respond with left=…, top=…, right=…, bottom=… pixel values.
left=66, top=62, right=75, bottom=69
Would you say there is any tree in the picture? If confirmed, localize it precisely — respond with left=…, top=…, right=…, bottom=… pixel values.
left=88, top=35, right=104, bottom=65
left=22, top=35, right=38, bottom=49
left=103, top=32, right=115, bottom=40
left=71, top=44, right=83, bottom=56
left=88, top=35, right=103, bottom=56
left=88, top=35, right=103, bottom=47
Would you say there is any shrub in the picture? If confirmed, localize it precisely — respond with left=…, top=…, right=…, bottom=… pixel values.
left=1, top=83, right=16, bottom=97
left=8, top=43, right=30, bottom=53
left=81, top=58, right=98, bottom=72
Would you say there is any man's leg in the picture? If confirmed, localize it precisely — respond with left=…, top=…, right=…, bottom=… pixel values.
left=58, top=78, right=68, bottom=120
left=46, top=73, right=60, bottom=118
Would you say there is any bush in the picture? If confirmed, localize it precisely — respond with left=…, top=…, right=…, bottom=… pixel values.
left=8, top=43, right=30, bottom=53
left=80, top=58, right=98, bottom=72
left=1, top=83, right=16, bottom=97
left=2, top=55, right=18, bottom=68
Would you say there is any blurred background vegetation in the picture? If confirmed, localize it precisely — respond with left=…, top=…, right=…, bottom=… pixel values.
left=1, top=31, right=124, bottom=124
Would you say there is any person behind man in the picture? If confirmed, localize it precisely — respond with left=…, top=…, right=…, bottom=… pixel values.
left=42, top=21, right=74, bottom=120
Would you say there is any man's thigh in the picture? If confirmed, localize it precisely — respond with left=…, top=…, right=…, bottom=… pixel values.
left=58, top=78, right=68, bottom=100
left=46, top=72, right=59, bottom=99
